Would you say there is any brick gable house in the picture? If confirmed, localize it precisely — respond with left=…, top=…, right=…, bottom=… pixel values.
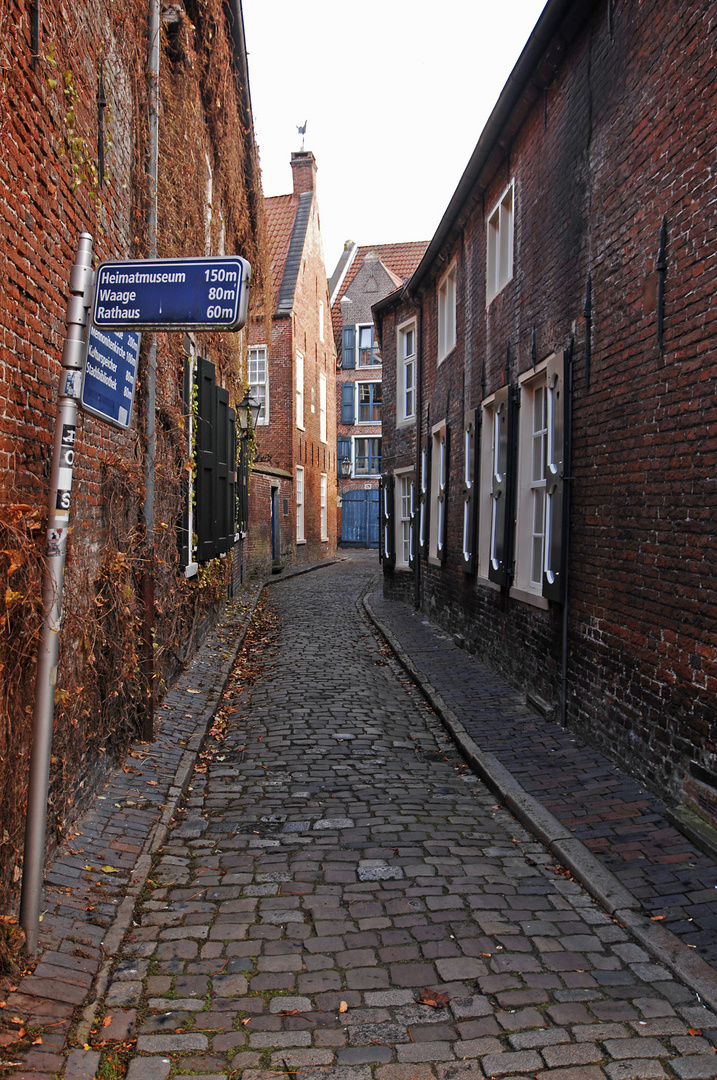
left=330, top=242, right=427, bottom=546
left=374, top=0, right=717, bottom=834
left=245, top=151, right=337, bottom=575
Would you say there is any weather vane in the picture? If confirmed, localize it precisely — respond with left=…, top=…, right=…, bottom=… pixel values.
left=296, top=119, right=307, bottom=151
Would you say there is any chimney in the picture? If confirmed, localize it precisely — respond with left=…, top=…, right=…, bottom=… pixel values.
left=290, top=150, right=317, bottom=195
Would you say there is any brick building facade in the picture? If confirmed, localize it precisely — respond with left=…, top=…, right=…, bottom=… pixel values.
left=0, top=0, right=267, bottom=900
left=245, top=151, right=337, bottom=576
left=374, top=0, right=717, bottom=831
left=330, top=242, right=427, bottom=546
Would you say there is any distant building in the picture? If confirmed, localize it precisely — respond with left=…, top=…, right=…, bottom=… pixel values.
left=374, top=0, right=717, bottom=833
left=330, top=242, right=427, bottom=546
left=246, top=151, right=337, bottom=576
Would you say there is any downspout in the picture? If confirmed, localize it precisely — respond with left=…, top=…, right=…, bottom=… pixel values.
left=141, top=0, right=160, bottom=741
left=411, top=296, right=422, bottom=610
left=560, top=341, right=574, bottom=726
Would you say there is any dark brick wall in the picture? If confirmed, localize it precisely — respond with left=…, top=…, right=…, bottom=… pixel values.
left=378, top=0, right=717, bottom=823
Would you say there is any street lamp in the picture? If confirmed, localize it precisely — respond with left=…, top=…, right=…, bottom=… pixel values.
left=236, top=389, right=262, bottom=437
left=340, top=456, right=352, bottom=480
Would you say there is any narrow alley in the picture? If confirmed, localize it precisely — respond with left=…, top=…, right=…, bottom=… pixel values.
left=32, top=554, right=714, bottom=1080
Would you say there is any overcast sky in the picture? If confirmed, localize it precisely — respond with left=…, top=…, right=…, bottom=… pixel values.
left=242, top=0, right=547, bottom=279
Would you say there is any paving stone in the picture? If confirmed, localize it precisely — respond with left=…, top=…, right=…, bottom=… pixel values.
left=479, top=1050, right=543, bottom=1075
left=64, top=1050, right=102, bottom=1080
left=136, top=1034, right=209, bottom=1053
left=125, top=1058, right=172, bottom=1080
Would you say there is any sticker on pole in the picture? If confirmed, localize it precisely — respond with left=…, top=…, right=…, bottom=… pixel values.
left=81, top=326, right=141, bottom=430
left=92, top=256, right=251, bottom=331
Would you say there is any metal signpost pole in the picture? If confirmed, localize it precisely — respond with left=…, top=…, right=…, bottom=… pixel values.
left=20, top=233, right=94, bottom=956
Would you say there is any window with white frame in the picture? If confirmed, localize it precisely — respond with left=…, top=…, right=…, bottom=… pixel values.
left=295, top=350, right=304, bottom=430
left=358, top=324, right=380, bottom=366
left=437, top=262, right=457, bottom=362
left=319, top=372, right=327, bottom=443
left=296, top=465, right=305, bottom=541
left=396, top=471, right=415, bottom=568
left=429, top=423, right=447, bottom=561
left=487, top=182, right=514, bottom=304
left=354, top=436, right=381, bottom=475
left=248, top=344, right=268, bottom=424
left=320, top=473, right=328, bottom=540
left=358, top=381, right=382, bottom=423
left=477, top=389, right=514, bottom=587
left=513, top=360, right=555, bottom=600
left=398, top=320, right=416, bottom=422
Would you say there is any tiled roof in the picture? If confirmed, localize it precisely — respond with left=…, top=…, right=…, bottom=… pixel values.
left=265, top=193, right=314, bottom=316
left=331, top=241, right=429, bottom=309
left=329, top=240, right=428, bottom=341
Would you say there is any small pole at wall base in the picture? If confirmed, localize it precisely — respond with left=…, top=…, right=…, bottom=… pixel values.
left=20, top=233, right=94, bottom=957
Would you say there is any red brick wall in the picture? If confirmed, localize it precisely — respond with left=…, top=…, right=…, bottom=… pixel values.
left=379, top=0, right=717, bottom=820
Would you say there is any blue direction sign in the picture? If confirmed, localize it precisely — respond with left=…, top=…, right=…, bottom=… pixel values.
left=92, top=256, right=250, bottom=332
left=81, top=326, right=141, bottom=430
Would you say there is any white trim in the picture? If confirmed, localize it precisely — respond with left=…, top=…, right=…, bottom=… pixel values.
left=296, top=350, right=305, bottom=430
left=357, top=379, right=382, bottom=425
left=514, top=359, right=549, bottom=597
left=320, top=472, right=328, bottom=540
left=248, top=343, right=269, bottom=425
left=296, top=464, right=305, bottom=541
left=394, top=467, right=415, bottom=569
left=437, top=260, right=457, bottom=363
left=397, top=317, right=417, bottom=425
left=487, top=181, right=514, bottom=304
left=319, top=372, right=327, bottom=443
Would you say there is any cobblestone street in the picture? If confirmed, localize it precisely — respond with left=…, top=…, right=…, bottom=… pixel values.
left=98, top=555, right=716, bottom=1080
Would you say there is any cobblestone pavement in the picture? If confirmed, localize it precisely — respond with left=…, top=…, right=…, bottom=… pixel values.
left=87, top=554, right=716, bottom=1079
left=366, top=579, right=717, bottom=967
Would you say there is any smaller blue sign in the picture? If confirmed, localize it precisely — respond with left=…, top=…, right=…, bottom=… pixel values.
left=81, top=326, right=141, bottom=430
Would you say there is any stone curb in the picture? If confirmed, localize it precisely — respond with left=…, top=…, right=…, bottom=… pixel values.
left=362, top=583, right=717, bottom=1014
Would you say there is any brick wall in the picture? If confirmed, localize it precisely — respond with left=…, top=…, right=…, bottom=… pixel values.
left=378, top=0, right=717, bottom=823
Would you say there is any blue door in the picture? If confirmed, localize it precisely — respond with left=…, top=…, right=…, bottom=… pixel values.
left=342, top=489, right=379, bottom=547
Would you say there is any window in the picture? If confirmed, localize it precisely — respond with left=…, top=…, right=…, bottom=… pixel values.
left=429, top=423, right=448, bottom=562
left=396, top=471, right=415, bottom=568
left=358, top=381, right=381, bottom=423
left=358, top=324, right=380, bottom=366
left=248, top=344, right=268, bottom=424
left=354, top=437, right=381, bottom=475
left=513, top=354, right=566, bottom=602
left=319, top=373, right=327, bottom=443
left=296, top=350, right=304, bottom=430
left=487, top=182, right=514, bottom=304
left=398, top=321, right=416, bottom=422
left=320, top=473, right=328, bottom=540
left=296, top=465, right=305, bottom=541
left=437, top=262, right=457, bottom=361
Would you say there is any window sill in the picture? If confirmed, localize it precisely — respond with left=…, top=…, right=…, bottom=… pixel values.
left=437, top=344, right=457, bottom=366
left=476, top=575, right=501, bottom=593
left=184, top=562, right=199, bottom=579
left=321, top=537, right=329, bottom=543
left=509, top=585, right=550, bottom=610
left=296, top=538, right=306, bottom=545
left=396, top=415, right=416, bottom=428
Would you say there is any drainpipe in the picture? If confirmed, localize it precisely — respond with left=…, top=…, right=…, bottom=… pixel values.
left=560, top=343, right=574, bottom=727
left=412, top=297, right=422, bottom=610
left=141, top=0, right=160, bottom=741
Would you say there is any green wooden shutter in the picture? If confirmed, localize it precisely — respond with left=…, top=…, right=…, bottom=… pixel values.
left=461, top=408, right=480, bottom=574
left=178, top=357, right=191, bottom=569
left=196, top=356, right=217, bottom=562
left=215, top=385, right=231, bottom=553
left=342, top=326, right=355, bottom=368
left=543, top=351, right=566, bottom=602
left=408, top=476, right=416, bottom=571
left=488, top=384, right=517, bottom=587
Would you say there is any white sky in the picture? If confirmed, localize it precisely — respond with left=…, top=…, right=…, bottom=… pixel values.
left=242, top=0, right=548, bottom=279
